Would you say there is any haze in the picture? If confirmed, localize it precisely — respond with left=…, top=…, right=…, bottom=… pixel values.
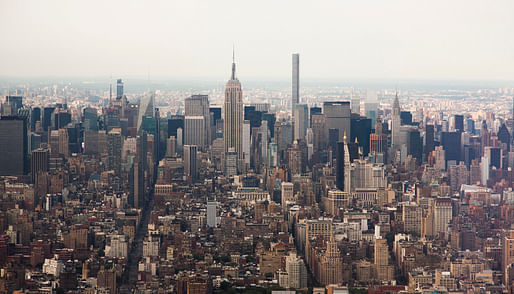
left=1, top=0, right=514, bottom=82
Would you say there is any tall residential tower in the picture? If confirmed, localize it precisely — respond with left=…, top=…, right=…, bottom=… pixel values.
left=292, top=53, right=300, bottom=117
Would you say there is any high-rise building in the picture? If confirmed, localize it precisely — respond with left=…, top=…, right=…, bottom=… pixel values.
left=137, top=92, right=154, bottom=132
left=433, top=198, right=452, bottom=236
left=0, top=116, right=29, bottom=176
left=407, top=128, right=423, bottom=165
left=131, top=132, right=147, bottom=208
left=184, top=145, right=198, bottom=183
left=244, top=105, right=263, bottom=132
left=351, top=116, right=372, bottom=156
left=184, top=116, right=206, bottom=150
left=294, top=104, right=308, bottom=140
left=400, top=111, right=413, bottom=125
left=309, top=106, right=322, bottom=127
left=484, top=146, right=502, bottom=169
left=31, top=107, right=41, bottom=131
left=374, top=238, right=394, bottom=281
left=370, top=133, right=388, bottom=154
left=498, top=123, right=511, bottom=152
left=323, top=101, right=351, bottom=142
left=168, top=115, right=184, bottom=141
left=31, top=148, right=49, bottom=183
left=83, top=107, right=98, bottom=131
left=207, top=200, right=219, bottom=228
left=107, top=128, right=123, bottom=175
left=351, top=96, right=360, bottom=115
left=5, top=95, right=23, bottom=111
left=42, top=107, right=55, bottom=131
left=311, top=114, right=326, bottom=153
left=503, top=230, right=514, bottom=285
left=285, top=253, right=307, bottom=289
left=209, top=107, right=222, bottom=135
left=288, top=141, right=303, bottom=176
left=49, top=130, right=60, bottom=157
left=319, top=236, right=343, bottom=285
left=281, top=182, right=294, bottom=211
left=292, top=53, right=299, bottom=116
left=224, top=148, right=238, bottom=176
left=54, top=109, right=71, bottom=130
left=453, top=114, right=464, bottom=132
left=441, top=131, right=462, bottom=165
left=58, top=128, right=69, bottom=158
left=166, top=136, right=177, bottom=157
left=243, top=120, right=251, bottom=168
left=424, top=124, right=435, bottom=158
left=374, top=238, right=389, bottom=266
left=335, top=141, right=346, bottom=191
left=116, top=79, right=124, bottom=100
left=391, top=93, right=401, bottom=149
left=403, top=203, right=422, bottom=234
left=224, top=54, right=244, bottom=174
left=185, top=95, right=210, bottom=146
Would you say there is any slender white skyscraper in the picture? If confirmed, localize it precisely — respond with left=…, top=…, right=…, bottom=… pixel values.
left=292, top=53, right=299, bottom=117
left=224, top=51, right=244, bottom=173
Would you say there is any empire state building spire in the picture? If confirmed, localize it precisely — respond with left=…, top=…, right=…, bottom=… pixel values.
left=231, top=46, right=236, bottom=80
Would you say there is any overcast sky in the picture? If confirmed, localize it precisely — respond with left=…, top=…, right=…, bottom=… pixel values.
left=1, top=0, right=514, bottom=82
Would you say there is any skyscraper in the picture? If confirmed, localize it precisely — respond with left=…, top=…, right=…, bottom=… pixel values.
left=107, top=128, right=123, bottom=175
left=207, top=200, right=219, bottom=228
left=42, top=107, right=55, bottom=131
left=391, top=93, right=401, bottom=149
left=185, top=95, right=210, bottom=146
left=323, top=101, right=351, bottom=142
left=0, top=116, right=29, bottom=176
left=335, top=141, right=346, bottom=191
left=453, top=114, right=464, bottom=132
left=292, top=53, right=299, bottom=117
left=223, top=53, right=244, bottom=174
left=137, top=92, right=154, bottom=132
left=441, top=131, right=462, bottom=165
left=31, top=148, right=49, bottom=183
left=350, top=116, right=372, bottom=156
left=285, top=253, right=307, bottom=289
left=184, top=116, right=206, bottom=150
left=116, top=79, right=124, bottom=100
left=294, top=104, right=308, bottom=140
left=184, top=145, right=198, bottom=183
left=5, top=95, right=23, bottom=111
left=31, top=107, right=41, bottom=131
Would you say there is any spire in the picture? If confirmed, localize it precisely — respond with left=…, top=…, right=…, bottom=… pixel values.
left=231, top=45, right=236, bottom=80
left=393, top=91, right=400, bottom=110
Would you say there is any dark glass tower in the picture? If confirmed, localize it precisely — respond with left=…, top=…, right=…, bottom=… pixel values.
left=350, top=116, right=372, bottom=156
left=0, top=116, right=29, bottom=176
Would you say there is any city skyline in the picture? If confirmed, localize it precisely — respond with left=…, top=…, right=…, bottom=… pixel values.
left=1, top=0, right=514, bottom=81
left=3, top=1, right=514, bottom=293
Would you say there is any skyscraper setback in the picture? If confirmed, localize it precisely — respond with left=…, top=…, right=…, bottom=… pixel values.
left=224, top=53, right=244, bottom=174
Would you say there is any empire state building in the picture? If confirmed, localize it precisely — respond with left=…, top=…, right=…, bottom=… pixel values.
left=224, top=54, right=244, bottom=174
